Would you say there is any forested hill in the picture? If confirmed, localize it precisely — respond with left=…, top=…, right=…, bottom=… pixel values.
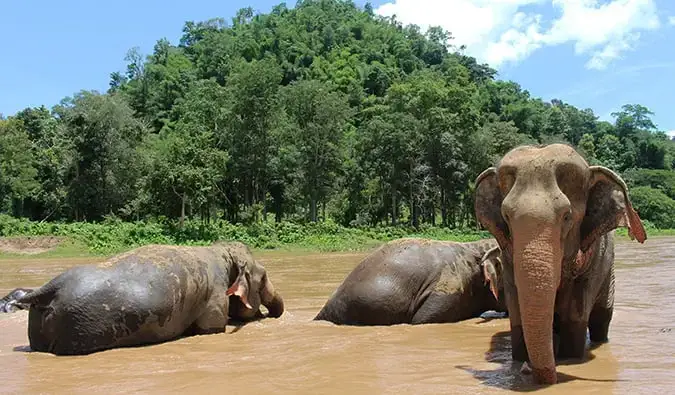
left=1, top=0, right=675, bottom=234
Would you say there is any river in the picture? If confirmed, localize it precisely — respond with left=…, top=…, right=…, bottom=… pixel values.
left=0, top=237, right=673, bottom=394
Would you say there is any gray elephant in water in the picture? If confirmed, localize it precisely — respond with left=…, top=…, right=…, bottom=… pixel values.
left=313, top=238, right=507, bottom=326
left=474, top=143, right=647, bottom=385
left=16, top=241, right=285, bottom=356
left=0, top=288, right=33, bottom=313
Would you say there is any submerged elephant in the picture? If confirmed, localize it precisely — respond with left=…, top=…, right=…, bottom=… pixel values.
left=0, top=288, right=33, bottom=313
left=474, top=143, right=647, bottom=385
left=16, top=242, right=285, bottom=356
left=313, top=238, right=507, bottom=326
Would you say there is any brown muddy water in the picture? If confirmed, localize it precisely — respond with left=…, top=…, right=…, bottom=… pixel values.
left=0, top=237, right=674, bottom=394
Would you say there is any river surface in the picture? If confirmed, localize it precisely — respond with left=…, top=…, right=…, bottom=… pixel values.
left=0, top=237, right=673, bottom=394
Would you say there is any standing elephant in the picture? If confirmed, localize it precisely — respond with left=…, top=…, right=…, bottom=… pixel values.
left=313, top=238, right=507, bottom=326
left=16, top=241, right=284, bottom=356
left=474, top=143, right=647, bottom=385
left=0, top=288, right=33, bottom=313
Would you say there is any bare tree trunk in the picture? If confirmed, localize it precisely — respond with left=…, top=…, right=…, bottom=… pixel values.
left=310, top=196, right=318, bottom=223
left=391, top=192, right=397, bottom=226
left=262, top=189, right=268, bottom=222
left=440, top=188, right=447, bottom=227
left=180, top=192, right=186, bottom=229
left=430, top=200, right=435, bottom=226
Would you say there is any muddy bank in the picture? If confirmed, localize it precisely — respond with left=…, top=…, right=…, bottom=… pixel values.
left=0, top=236, right=65, bottom=255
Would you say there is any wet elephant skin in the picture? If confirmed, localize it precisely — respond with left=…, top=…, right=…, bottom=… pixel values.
left=314, top=238, right=507, bottom=326
left=15, top=242, right=284, bottom=356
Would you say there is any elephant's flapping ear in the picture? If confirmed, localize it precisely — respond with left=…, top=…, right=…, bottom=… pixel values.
left=481, top=246, right=502, bottom=301
left=474, top=167, right=511, bottom=253
left=226, top=263, right=253, bottom=309
left=580, top=166, right=647, bottom=252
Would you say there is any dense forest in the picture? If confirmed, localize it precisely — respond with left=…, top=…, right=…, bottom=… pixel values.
left=1, top=0, right=675, bottom=242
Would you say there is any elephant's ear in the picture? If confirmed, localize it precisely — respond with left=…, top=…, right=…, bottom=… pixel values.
left=481, top=246, right=502, bottom=301
left=580, top=166, right=647, bottom=252
left=474, top=167, right=511, bottom=253
left=226, top=263, right=253, bottom=309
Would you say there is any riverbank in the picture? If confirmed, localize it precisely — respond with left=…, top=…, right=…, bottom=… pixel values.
left=0, top=215, right=672, bottom=259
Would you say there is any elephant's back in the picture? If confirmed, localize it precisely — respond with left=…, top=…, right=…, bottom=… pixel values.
left=29, top=258, right=209, bottom=355
left=68, top=254, right=211, bottom=316
left=315, top=240, right=450, bottom=325
left=96, top=244, right=215, bottom=271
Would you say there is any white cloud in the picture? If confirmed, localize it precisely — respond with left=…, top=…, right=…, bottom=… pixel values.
left=374, top=0, right=661, bottom=70
left=669, top=16, right=675, bottom=25
left=667, top=130, right=675, bottom=139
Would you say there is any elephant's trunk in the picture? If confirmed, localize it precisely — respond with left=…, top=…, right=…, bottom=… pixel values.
left=261, top=276, right=284, bottom=318
left=264, top=292, right=284, bottom=318
left=512, top=225, right=561, bottom=385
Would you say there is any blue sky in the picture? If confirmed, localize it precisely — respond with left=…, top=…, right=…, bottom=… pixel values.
left=2, top=0, right=674, bottom=136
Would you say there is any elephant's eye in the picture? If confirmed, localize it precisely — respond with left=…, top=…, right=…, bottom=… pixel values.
left=563, top=211, right=572, bottom=222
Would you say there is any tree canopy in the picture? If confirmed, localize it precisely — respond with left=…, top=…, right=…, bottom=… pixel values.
left=1, top=0, right=674, bottom=229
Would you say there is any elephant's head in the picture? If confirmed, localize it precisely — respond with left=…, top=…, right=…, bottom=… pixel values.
left=226, top=259, right=285, bottom=321
left=480, top=246, right=506, bottom=312
left=474, top=143, right=646, bottom=384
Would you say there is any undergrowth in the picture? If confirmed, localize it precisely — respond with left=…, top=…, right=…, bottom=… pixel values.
left=0, top=214, right=491, bottom=256
left=0, top=215, right=670, bottom=257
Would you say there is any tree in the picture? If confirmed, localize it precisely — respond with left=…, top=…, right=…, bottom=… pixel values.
left=53, top=90, right=148, bottom=221
left=281, top=80, right=353, bottom=222
left=224, top=57, right=284, bottom=222
left=1, top=0, right=672, bottom=231
left=14, top=106, right=70, bottom=221
left=0, top=118, right=38, bottom=215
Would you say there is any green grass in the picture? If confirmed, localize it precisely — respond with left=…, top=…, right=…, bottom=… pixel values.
left=0, top=214, right=492, bottom=258
left=0, top=214, right=672, bottom=259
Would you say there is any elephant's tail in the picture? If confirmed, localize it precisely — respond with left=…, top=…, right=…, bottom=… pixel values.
left=16, top=280, right=61, bottom=308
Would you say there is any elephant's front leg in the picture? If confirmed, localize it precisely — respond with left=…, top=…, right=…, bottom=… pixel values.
left=555, top=282, right=591, bottom=360
left=504, top=283, right=529, bottom=362
left=556, top=320, right=587, bottom=360
left=588, top=264, right=615, bottom=343
left=191, top=293, right=230, bottom=335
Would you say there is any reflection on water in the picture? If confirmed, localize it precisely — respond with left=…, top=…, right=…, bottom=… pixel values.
left=0, top=237, right=673, bottom=394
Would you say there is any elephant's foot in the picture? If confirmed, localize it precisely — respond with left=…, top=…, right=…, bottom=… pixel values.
left=556, top=321, right=587, bottom=360
left=510, top=325, right=529, bottom=362
left=588, top=306, right=613, bottom=343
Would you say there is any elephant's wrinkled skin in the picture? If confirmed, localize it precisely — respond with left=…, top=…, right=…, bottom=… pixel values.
left=16, top=242, right=284, bottom=356
left=474, top=143, right=647, bottom=385
left=0, top=288, right=33, bottom=313
left=313, top=238, right=507, bottom=326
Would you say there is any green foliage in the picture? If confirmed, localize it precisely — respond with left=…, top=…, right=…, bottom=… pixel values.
left=0, top=118, right=38, bottom=213
left=623, top=168, right=675, bottom=200
left=628, top=187, right=675, bottom=229
left=1, top=0, right=674, bottom=242
left=0, top=214, right=490, bottom=255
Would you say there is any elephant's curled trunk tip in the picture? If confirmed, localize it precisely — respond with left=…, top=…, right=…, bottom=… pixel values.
left=265, top=292, right=284, bottom=318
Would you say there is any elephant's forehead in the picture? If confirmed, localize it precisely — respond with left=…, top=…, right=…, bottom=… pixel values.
left=499, top=144, right=588, bottom=172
